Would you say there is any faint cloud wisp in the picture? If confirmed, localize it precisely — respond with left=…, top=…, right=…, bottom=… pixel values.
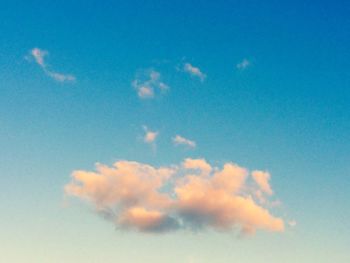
left=27, top=47, right=76, bottom=83
left=132, top=69, right=169, bottom=99
left=183, top=63, right=206, bottom=81
left=236, top=58, right=251, bottom=70
left=172, top=135, right=196, bottom=148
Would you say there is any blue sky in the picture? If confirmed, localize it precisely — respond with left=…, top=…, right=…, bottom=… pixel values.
left=0, top=1, right=350, bottom=262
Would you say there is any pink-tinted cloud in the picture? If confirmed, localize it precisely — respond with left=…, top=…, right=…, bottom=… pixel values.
left=142, top=126, right=159, bottom=144
left=175, top=166, right=283, bottom=232
left=252, top=170, right=273, bottom=195
left=182, top=158, right=212, bottom=175
left=65, top=159, right=285, bottom=234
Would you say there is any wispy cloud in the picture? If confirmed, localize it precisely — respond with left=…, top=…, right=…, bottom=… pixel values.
left=65, top=158, right=285, bottom=235
left=236, top=58, right=250, bottom=70
left=27, top=48, right=76, bottom=83
left=172, top=135, right=196, bottom=148
left=288, top=220, right=297, bottom=227
left=31, top=48, right=46, bottom=67
left=252, top=171, right=273, bottom=195
left=132, top=69, right=169, bottom=99
left=183, top=63, right=206, bottom=81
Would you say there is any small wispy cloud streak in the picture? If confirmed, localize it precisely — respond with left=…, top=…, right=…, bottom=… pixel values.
left=236, top=58, right=250, bottom=70
left=132, top=69, right=169, bottom=99
left=288, top=220, right=297, bottom=227
left=172, top=135, right=196, bottom=148
left=65, top=158, right=285, bottom=235
left=27, top=48, right=76, bottom=83
left=183, top=63, right=206, bottom=81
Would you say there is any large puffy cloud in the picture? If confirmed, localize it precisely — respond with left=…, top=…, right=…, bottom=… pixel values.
left=65, top=161, right=174, bottom=210
left=65, top=159, right=284, bottom=234
left=175, top=164, right=283, bottom=233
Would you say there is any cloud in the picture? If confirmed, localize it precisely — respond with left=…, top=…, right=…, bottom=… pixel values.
left=46, top=71, right=76, bottom=82
left=183, top=63, right=206, bottom=81
left=137, top=86, right=154, bottom=98
left=65, top=158, right=285, bottom=235
left=252, top=171, right=273, bottom=195
left=172, top=135, right=196, bottom=148
left=31, top=48, right=47, bottom=67
left=182, top=158, right=212, bottom=175
left=142, top=126, right=159, bottom=144
left=27, top=48, right=76, bottom=83
left=144, top=131, right=158, bottom=143
left=236, top=58, right=250, bottom=70
left=288, top=220, right=297, bottom=227
left=119, top=207, right=179, bottom=232
left=132, top=69, right=169, bottom=99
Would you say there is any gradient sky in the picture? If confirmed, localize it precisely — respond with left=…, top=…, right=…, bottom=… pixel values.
left=1, top=1, right=350, bottom=262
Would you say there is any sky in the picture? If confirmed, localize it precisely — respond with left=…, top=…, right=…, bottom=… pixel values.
left=0, top=0, right=350, bottom=262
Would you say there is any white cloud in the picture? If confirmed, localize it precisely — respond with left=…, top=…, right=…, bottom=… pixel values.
left=47, top=71, right=76, bottom=82
left=236, top=58, right=250, bottom=70
left=27, top=48, right=76, bottom=83
left=172, top=135, right=196, bottom=148
left=183, top=63, right=206, bottom=81
left=288, top=220, right=297, bottom=227
left=65, top=158, right=285, bottom=235
left=132, top=69, right=169, bottom=99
